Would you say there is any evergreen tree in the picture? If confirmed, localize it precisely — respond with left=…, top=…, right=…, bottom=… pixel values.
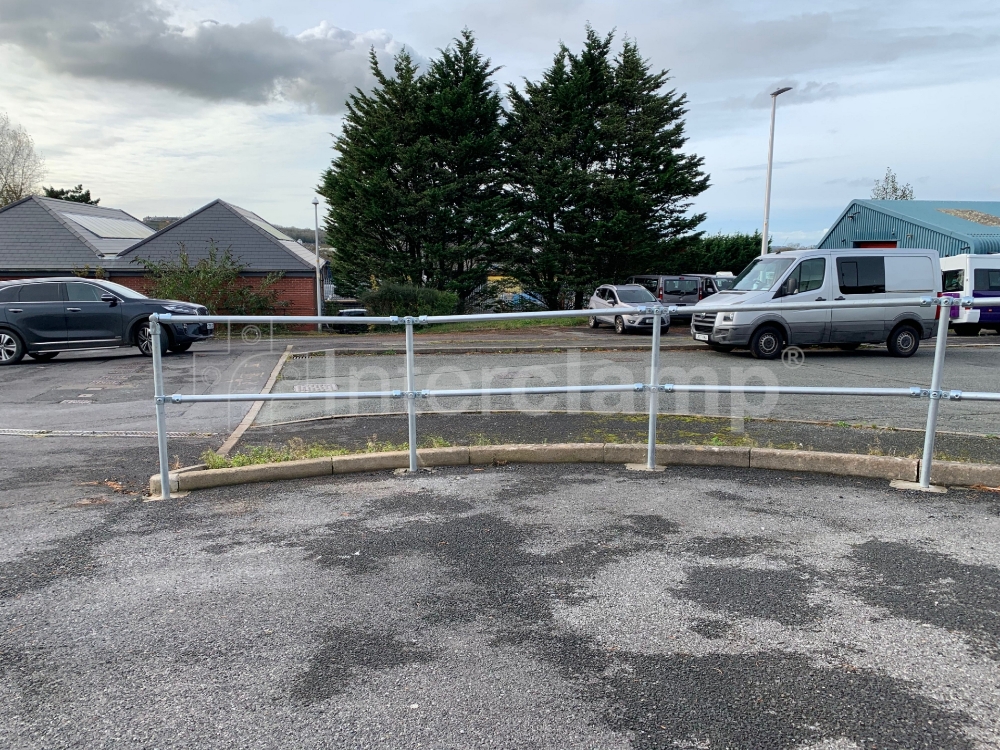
left=43, top=184, right=99, bottom=204
left=319, top=32, right=504, bottom=304
left=320, top=50, right=429, bottom=296
left=505, top=28, right=709, bottom=308
left=420, top=30, right=505, bottom=303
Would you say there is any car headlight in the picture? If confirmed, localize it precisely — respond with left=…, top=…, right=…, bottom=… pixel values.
left=720, top=313, right=735, bottom=323
left=163, top=304, right=197, bottom=314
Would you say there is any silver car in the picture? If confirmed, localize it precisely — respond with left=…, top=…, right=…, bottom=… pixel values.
left=587, top=284, right=671, bottom=334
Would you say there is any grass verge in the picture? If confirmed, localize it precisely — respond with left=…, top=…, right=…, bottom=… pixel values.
left=202, top=435, right=452, bottom=469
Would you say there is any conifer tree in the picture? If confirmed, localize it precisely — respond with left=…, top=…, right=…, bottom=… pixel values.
left=505, top=28, right=709, bottom=308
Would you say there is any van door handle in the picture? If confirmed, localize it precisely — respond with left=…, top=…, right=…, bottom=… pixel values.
left=814, top=297, right=826, bottom=301
left=835, top=296, right=845, bottom=301
left=8, top=308, right=22, bottom=313
left=67, top=307, right=82, bottom=312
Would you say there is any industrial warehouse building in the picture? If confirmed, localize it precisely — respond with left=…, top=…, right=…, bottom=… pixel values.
left=0, top=196, right=327, bottom=315
left=819, top=200, right=1000, bottom=256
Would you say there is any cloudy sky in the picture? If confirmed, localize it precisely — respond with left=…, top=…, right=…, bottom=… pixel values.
left=2, top=0, right=998, bottom=243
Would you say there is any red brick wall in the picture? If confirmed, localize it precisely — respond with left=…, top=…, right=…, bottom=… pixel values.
left=108, top=275, right=320, bottom=317
left=1, top=273, right=319, bottom=317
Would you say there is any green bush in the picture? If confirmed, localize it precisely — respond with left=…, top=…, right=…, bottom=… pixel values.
left=133, top=242, right=288, bottom=315
left=358, top=283, right=458, bottom=318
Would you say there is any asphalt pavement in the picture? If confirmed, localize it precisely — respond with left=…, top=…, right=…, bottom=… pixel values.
left=3, top=461, right=1000, bottom=748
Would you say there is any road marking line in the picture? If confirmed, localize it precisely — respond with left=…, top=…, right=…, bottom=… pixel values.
left=215, top=344, right=293, bottom=457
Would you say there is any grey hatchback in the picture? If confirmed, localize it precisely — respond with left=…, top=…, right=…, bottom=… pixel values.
left=587, top=284, right=670, bottom=334
left=0, top=278, right=212, bottom=365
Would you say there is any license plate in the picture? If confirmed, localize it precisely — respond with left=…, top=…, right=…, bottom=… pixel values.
left=207, top=323, right=215, bottom=331
left=694, top=333, right=709, bottom=341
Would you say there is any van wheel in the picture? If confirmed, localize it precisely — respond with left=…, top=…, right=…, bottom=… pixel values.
left=887, top=324, right=920, bottom=358
left=588, top=316, right=600, bottom=329
left=953, top=324, right=981, bottom=337
left=614, top=316, right=627, bottom=335
left=0, top=331, right=25, bottom=365
left=750, top=325, right=784, bottom=360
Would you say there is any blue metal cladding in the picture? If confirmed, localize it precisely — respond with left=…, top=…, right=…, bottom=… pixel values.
left=819, top=201, right=1000, bottom=256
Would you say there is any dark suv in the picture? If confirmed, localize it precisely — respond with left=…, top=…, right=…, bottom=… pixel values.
left=0, top=278, right=212, bottom=365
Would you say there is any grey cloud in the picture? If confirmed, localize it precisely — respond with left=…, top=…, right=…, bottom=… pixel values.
left=0, top=0, right=403, bottom=113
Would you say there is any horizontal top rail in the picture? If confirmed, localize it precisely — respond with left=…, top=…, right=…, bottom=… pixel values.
left=153, top=294, right=994, bottom=326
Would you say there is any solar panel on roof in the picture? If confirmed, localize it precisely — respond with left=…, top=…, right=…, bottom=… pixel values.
left=64, top=213, right=154, bottom=240
left=245, top=214, right=293, bottom=241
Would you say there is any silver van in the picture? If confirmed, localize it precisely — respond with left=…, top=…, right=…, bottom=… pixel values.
left=689, top=248, right=941, bottom=359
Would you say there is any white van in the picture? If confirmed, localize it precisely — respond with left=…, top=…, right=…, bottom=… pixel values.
left=690, top=248, right=941, bottom=359
left=940, top=254, right=1000, bottom=336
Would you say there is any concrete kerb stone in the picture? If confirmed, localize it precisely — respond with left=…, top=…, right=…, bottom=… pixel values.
left=469, top=443, right=604, bottom=465
left=148, top=443, right=1000, bottom=495
left=750, top=448, right=918, bottom=482
left=926, top=460, right=1000, bottom=488
left=604, top=443, right=750, bottom=468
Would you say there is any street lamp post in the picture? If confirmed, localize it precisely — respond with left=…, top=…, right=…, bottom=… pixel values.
left=761, top=86, right=792, bottom=256
left=312, top=196, right=322, bottom=332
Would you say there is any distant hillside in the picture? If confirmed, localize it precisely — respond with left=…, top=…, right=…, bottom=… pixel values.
left=274, top=225, right=317, bottom=244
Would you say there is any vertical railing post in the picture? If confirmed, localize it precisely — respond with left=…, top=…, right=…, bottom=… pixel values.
left=919, top=299, right=952, bottom=487
left=404, top=316, right=418, bottom=473
left=150, top=314, right=171, bottom=499
left=646, top=307, right=662, bottom=469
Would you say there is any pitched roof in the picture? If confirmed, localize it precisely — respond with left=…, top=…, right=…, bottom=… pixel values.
left=820, top=200, right=1000, bottom=254
left=114, top=199, right=322, bottom=274
left=852, top=200, right=1000, bottom=237
left=0, top=196, right=154, bottom=270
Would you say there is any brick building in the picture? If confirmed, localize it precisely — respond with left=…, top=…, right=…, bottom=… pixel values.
left=0, top=196, right=326, bottom=316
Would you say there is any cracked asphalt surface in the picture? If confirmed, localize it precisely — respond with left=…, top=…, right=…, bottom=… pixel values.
left=4, top=453, right=1000, bottom=749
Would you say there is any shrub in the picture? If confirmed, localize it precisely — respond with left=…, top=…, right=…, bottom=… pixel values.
left=358, top=283, right=458, bottom=318
left=133, top=242, right=288, bottom=315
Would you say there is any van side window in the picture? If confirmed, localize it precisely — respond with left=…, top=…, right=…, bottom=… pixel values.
left=942, top=270, right=964, bottom=293
left=974, top=269, right=1000, bottom=292
left=785, top=258, right=825, bottom=295
left=0, top=286, right=19, bottom=303
left=837, top=256, right=885, bottom=294
left=634, top=278, right=658, bottom=294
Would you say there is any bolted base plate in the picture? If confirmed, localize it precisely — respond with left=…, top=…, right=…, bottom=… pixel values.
left=625, top=463, right=666, bottom=473
left=890, top=479, right=947, bottom=494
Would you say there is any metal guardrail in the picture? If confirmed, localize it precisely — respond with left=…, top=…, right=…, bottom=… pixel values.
left=149, top=296, right=1000, bottom=499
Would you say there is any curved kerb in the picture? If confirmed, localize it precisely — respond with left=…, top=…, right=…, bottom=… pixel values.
left=149, top=443, right=1000, bottom=497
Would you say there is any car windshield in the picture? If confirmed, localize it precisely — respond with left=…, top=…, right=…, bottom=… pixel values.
left=99, top=280, right=148, bottom=299
left=662, top=279, right=699, bottom=294
left=615, top=288, right=656, bottom=303
left=731, top=257, right=794, bottom=291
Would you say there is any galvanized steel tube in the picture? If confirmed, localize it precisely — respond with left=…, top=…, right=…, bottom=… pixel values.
left=150, top=315, right=170, bottom=500
left=919, top=302, right=952, bottom=487
left=405, top=317, right=418, bottom=473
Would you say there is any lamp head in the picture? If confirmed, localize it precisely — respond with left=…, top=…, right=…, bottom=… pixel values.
left=771, top=86, right=793, bottom=97
left=312, top=196, right=319, bottom=206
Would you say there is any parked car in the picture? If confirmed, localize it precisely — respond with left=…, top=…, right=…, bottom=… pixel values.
left=689, top=248, right=941, bottom=359
left=625, top=274, right=728, bottom=320
left=941, top=254, right=1000, bottom=336
left=587, top=284, right=670, bottom=334
left=333, top=307, right=370, bottom=334
left=0, top=278, right=211, bottom=365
